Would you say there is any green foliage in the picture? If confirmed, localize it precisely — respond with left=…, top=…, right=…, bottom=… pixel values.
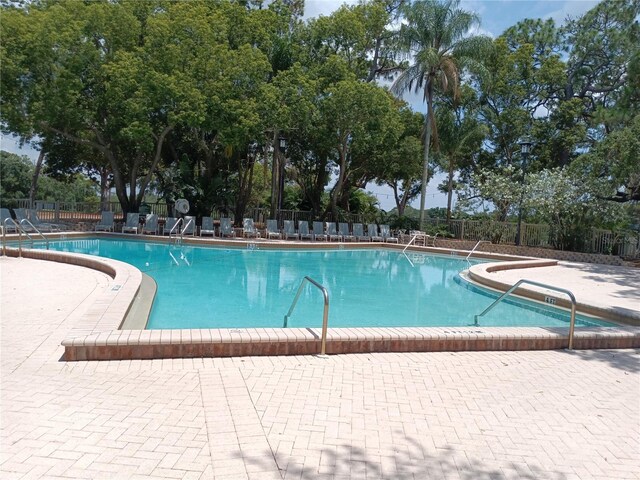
left=0, top=0, right=637, bottom=250
left=0, top=151, right=32, bottom=204
left=571, top=115, right=640, bottom=204
left=392, top=0, right=493, bottom=224
left=524, top=168, right=626, bottom=250
left=0, top=150, right=98, bottom=206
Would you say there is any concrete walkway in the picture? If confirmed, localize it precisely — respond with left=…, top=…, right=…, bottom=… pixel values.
left=1, top=257, right=639, bottom=479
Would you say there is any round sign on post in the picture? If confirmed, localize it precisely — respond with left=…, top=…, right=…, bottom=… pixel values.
left=175, top=199, right=190, bottom=215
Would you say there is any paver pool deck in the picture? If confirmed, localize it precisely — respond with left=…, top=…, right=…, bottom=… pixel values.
left=1, top=256, right=639, bottom=479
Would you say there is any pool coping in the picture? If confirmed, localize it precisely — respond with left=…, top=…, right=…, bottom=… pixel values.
left=466, top=260, right=640, bottom=326
left=3, top=233, right=639, bottom=360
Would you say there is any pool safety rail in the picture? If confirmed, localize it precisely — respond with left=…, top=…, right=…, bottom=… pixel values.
left=474, top=279, right=577, bottom=349
left=466, top=240, right=490, bottom=261
left=180, top=217, right=194, bottom=243
left=283, top=276, right=330, bottom=356
left=402, top=231, right=437, bottom=253
left=2, top=218, right=23, bottom=256
left=19, top=219, right=50, bottom=250
left=2, top=218, right=49, bottom=255
left=169, top=217, right=183, bottom=243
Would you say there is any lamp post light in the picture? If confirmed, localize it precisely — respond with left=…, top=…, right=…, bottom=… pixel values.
left=515, top=136, right=533, bottom=246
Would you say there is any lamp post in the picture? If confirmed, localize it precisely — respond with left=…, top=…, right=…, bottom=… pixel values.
left=515, top=137, right=533, bottom=246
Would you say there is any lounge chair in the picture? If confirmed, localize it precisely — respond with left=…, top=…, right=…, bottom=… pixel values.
left=164, top=217, right=179, bottom=235
left=312, top=221, right=327, bottom=241
left=298, top=221, right=313, bottom=240
left=265, top=219, right=281, bottom=239
left=326, top=222, right=342, bottom=242
left=243, top=218, right=261, bottom=238
left=95, top=211, right=114, bottom=232
left=353, top=223, right=369, bottom=241
left=283, top=220, right=299, bottom=240
left=0, top=208, right=18, bottom=233
left=182, top=216, right=196, bottom=236
left=16, top=208, right=61, bottom=232
left=13, top=208, right=29, bottom=223
left=31, top=209, right=63, bottom=231
left=122, top=213, right=140, bottom=234
left=142, top=214, right=158, bottom=234
left=220, top=218, right=236, bottom=238
left=367, top=223, right=384, bottom=242
left=338, top=222, right=354, bottom=241
left=200, top=216, right=215, bottom=237
left=380, top=224, right=398, bottom=243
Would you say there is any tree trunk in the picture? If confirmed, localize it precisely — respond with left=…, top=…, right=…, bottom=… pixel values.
left=446, top=156, right=454, bottom=222
left=329, top=145, right=347, bottom=221
left=234, top=149, right=256, bottom=223
left=270, top=130, right=280, bottom=219
left=99, top=166, right=111, bottom=211
left=29, top=150, right=45, bottom=206
left=419, top=82, right=434, bottom=230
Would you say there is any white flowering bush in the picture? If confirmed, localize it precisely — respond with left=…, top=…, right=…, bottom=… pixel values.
left=460, top=166, right=626, bottom=250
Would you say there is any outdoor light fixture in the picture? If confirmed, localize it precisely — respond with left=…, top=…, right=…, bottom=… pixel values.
left=519, top=136, right=533, bottom=155
left=279, top=136, right=287, bottom=151
left=515, top=136, right=533, bottom=246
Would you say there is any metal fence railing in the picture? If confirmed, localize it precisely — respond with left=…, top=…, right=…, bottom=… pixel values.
left=3, top=199, right=638, bottom=258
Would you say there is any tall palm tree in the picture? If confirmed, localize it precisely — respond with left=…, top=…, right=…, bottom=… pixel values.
left=391, top=0, right=491, bottom=229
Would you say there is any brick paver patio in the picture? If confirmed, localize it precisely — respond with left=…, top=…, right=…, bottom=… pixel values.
left=1, top=257, right=639, bottom=479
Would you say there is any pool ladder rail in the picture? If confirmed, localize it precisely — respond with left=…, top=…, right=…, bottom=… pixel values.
left=474, top=279, right=577, bottom=349
left=169, top=218, right=183, bottom=243
left=465, top=240, right=490, bottom=261
left=283, top=276, right=330, bottom=356
left=402, top=231, right=438, bottom=254
left=1, top=218, right=49, bottom=257
left=19, top=219, right=50, bottom=250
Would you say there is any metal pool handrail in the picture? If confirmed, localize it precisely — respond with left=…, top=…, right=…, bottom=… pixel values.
left=180, top=217, right=194, bottom=243
left=465, top=240, right=490, bottom=260
left=474, top=279, right=577, bottom=349
left=283, top=276, right=330, bottom=356
left=402, top=231, right=437, bottom=253
left=19, top=219, right=49, bottom=250
left=2, top=218, right=23, bottom=257
left=169, top=217, right=183, bottom=243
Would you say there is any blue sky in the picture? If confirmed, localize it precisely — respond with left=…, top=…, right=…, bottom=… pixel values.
left=1, top=0, right=600, bottom=210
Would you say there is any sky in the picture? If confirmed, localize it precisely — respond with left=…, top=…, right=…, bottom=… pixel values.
left=1, top=0, right=600, bottom=211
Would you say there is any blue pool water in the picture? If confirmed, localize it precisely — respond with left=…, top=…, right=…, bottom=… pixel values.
left=40, top=238, right=611, bottom=329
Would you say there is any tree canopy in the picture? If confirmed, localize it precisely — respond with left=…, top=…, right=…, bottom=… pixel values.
left=1, top=0, right=637, bottom=236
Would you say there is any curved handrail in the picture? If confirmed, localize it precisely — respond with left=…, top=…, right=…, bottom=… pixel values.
left=465, top=240, right=490, bottom=260
left=169, top=217, right=183, bottom=243
left=180, top=217, right=194, bottom=242
left=402, top=231, right=438, bottom=253
left=283, top=276, right=330, bottom=356
left=474, top=279, right=577, bottom=349
left=2, top=218, right=23, bottom=257
left=19, top=219, right=49, bottom=249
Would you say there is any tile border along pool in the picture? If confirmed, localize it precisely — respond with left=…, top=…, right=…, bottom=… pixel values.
left=4, top=232, right=639, bottom=360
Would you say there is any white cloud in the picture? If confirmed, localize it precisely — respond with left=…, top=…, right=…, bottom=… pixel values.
left=542, top=0, right=599, bottom=26
left=303, top=0, right=358, bottom=19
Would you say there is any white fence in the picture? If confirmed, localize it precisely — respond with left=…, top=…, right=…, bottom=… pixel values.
left=4, top=199, right=639, bottom=258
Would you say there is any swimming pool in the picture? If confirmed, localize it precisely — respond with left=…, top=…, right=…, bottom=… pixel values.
left=41, top=238, right=611, bottom=330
